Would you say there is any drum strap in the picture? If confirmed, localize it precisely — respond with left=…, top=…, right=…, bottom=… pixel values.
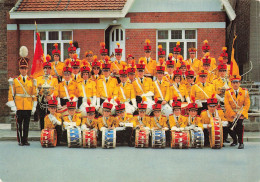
left=195, top=84, right=209, bottom=98
left=154, top=117, right=162, bottom=129
left=53, top=63, right=59, bottom=77
left=172, top=83, right=184, bottom=102
left=82, top=83, right=87, bottom=99
left=102, top=117, right=108, bottom=127
left=102, top=80, right=108, bottom=98
left=64, top=84, right=70, bottom=99
left=155, top=80, right=164, bottom=100
left=120, top=86, right=126, bottom=100
left=136, top=78, right=145, bottom=94
left=174, top=115, right=180, bottom=127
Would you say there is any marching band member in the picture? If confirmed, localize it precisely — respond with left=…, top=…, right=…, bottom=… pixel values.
left=127, top=62, right=136, bottom=83
left=65, top=41, right=77, bottom=62
left=169, top=99, right=188, bottom=130
left=77, top=64, right=96, bottom=109
left=172, top=42, right=181, bottom=64
left=44, top=97, right=62, bottom=145
left=99, top=42, right=108, bottom=63
left=51, top=43, right=64, bottom=83
left=200, top=95, right=228, bottom=147
left=112, top=43, right=127, bottom=82
left=126, top=54, right=134, bottom=66
left=197, top=53, right=216, bottom=83
left=158, top=45, right=166, bottom=62
left=96, top=57, right=118, bottom=111
left=190, top=69, right=216, bottom=114
left=178, top=58, right=188, bottom=85
left=7, top=46, right=37, bottom=146
left=35, top=55, right=58, bottom=130
left=81, top=104, right=98, bottom=131
left=139, top=39, right=157, bottom=78
left=55, top=62, right=78, bottom=106
left=163, top=54, right=175, bottom=84
left=185, top=66, right=195, bottom=96
left=71, top=54, right=82, bottom=83
left=150, top=102, right=168, bottom=130
left=62, top=99, right=82, bottom=141
left=82, top=50, right=94, bottom=68
left=116, top=66, right=137, bottom=114
left=90, top=57, right=103, bottom=85
left=200, top=40, right=217, bottom=72
left=167, top=69, right=190, bottom=105
left=224, top=75, right=250, bottom=149
left=186, top=47, right=200, bottom=75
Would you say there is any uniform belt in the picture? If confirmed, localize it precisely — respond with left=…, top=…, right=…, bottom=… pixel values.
left=16, top=94, right=34, bottom=98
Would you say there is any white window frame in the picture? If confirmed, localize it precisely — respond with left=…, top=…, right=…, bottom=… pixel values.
left=34, top=30, right=73, bottom=62
left=156, top=29, right=197, bottom=60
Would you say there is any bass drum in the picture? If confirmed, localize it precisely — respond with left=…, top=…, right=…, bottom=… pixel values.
left=82, top=129, right=97, bottom=148
left=209, top=117, right=223, bottom=149
left=102, top=128, right=116, bottom=149
left=190, top=129, right=204, bottom=148
left=67, top=127, right=82, bottom=148
left=40, top=129, right=57, bottom=147
left=151, top=129, right=166, bottom=148
left=135, top=129, right=149, bottom=148
left=171, top=130, right=190, bottom=149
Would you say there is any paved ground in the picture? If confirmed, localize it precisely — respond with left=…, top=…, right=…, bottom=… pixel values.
left=0, top=141, right=260, bottom=182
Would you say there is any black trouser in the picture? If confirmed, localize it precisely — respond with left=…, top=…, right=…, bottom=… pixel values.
left=37, top=98, right=49, bottom=130
left=203, top=128, right=210, bottom=146
left=166, top=130, right=171, bottom=146
left=55, top=125, right=62, bottom=145
left=60, top=98, right=69, bottom=106
left=16, top=110, right=31, bottom=144
left=78, top=97, right=83, bottom=108
left=230, top=119, right=244, bottom=144
left=223, top=123, right=232, bottom=141
left=116, top=127, right=133, bottom=145
left=62, top=129, right=68, bottom=143
left=198, top=102, right=208, bottom=115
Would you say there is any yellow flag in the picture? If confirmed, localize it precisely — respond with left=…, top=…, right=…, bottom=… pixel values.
left=230, top=35, right=240, bottom=76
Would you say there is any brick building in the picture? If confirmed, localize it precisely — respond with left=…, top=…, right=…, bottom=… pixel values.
left=1, top=0, right=236, bottom=121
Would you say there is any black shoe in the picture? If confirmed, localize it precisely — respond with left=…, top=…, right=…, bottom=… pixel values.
left=238, top=143, right=244, bottom=149
left=230, top=142, right=238, bottom=146
left=222, top=144, right=225, bottom=147
left=18, top=143, right=24, bottom=146
left=224, top=140, right=230, bottom=143
left=23, top=142, right=30, bottom=146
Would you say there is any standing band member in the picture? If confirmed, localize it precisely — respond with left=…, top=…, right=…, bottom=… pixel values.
left=51, top=43, right=64, bottom=83
left=7, top=46, right=37, bottom=146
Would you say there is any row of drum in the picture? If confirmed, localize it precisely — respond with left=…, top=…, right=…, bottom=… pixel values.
left=40, top=123, right=223, bottom=149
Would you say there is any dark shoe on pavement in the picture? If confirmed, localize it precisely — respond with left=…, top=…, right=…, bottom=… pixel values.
left=18, top=143, right=24, bottom=146
left=230, top=142, right=238, bottom=146
left=23, top=142, right=30, bottom=146
left=238, top=143, right=244, bottom=149
left=222, top=144, right=225, bottom=147
left=224, top=140, right=230, bottom=143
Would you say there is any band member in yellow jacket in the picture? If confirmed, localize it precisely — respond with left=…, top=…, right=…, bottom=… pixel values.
left=150, top=103, right=169, bottom=130
left=51, top=43, right=64, bottom=82
left=55, top=63, right=78, bottom=106
left=169, top=100, right=187, bottom=129
left=44, top=98, right=62, bottom=145
left=99, top=42, right=108, bottom=63
left=184, top=99, right=203, bottom=131
left=90, top=59, right=103, bottom=86
left=200, top=96, right=228, bottom=147
left=77, top=64, right=96, bottom=109
left=200, top=40, right=217, bottom=72
left=139, top=39, right=157, bottom=77
left=185, top=67, right=195, bottom=96
left=65, top=41, right=77, bottom=63
left=197, top=53, right=216, bottom=83
left=224, top=75, right=250, bottom=149
left=158, top=45, right=166, bottom=63
left=163, top=55, right=175, bottom=84
left=111, top=43, right=127, bottom=80
left=81, top=106, right=98, bottom=131
left=172, top=41, right=182, bottom=68
left=35, top=55, right=58, bottom=130
left=6, top=46, right=37, bottom=146
left=81, top=50, right=94, bottom=68
left=186, top=47, right=200, bottom=75
left=71, top=54, right=82, bottom=83
left=190, top=70, right=216, bottom=114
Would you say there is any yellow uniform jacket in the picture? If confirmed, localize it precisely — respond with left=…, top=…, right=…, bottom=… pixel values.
left=130, top=115, right=151, bottom=128
left=224, top=87, right=250, bottom=121
left=166, top=82, right=188, bottom=102
left=212, top=77, right=231, bottom=96
left=153, top=80, right=170, bottom=101
left=81, top=117, right=98, bottom=129
left=116, top=81, right=136, bottom=102
left=97, top=116, right=117, bottom=129
left=150, top=116, right=168, bottom=129
left=71, top=73, right=82, bottom=83
left=91, top=75, right=104, bottom=86
left=169, top=114, right=187, bottom=128
left=63, top=113, right=82, bottom=128
left=55, top=79, right=78, bottom=99
left=139, top=57, right=157, bottom=76
left=163, top=74, right=174, bottom=85
left=132, top=77, right=154, bottom=96
left=97, top=76, right=118, bottom=99
left=51, top=61, right=64, bottom=77
left=185, top=115, right=203, bottom=129
left=113, top=113, right=133, bottom=126
left=190, top=82, right=216, bottom=101
left=186, top=58, right=201, bottom=74
left=185, top=83, right=194, bottom=97
left=36, top=75, right=58, bottom=96
left=200, top=108, right=227, bottom=125
left=199, top=57, right=217, bottom=73
left=111, top=60, right=128, bottom=74
left=76, top=79, right=96, bottom=98
left=44, top=113, right=62, bottom=129
left=8, top=75, right=37, bottom=110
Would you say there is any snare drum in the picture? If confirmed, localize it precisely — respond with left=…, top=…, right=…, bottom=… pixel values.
left=151, top=129, right=166, bottom=148
left=190, top=129, right=204, bottom=148
left=82, top=130, right=97, bottom=148
left=209, top=118, right=223, bottom=149
left=40, top=129, right=57, bottom=147
left=57, top=105, right=69, bottom=117
left=171, top=130, right=190, bottom=149
left=102, top=128, right=116, bottom=149
left=67, top=127, right=82, bottom=148
left=135, top=129, right=149, bottom=148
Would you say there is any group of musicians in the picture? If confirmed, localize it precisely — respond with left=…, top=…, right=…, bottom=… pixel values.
left=7, top=39, right=250, bottom=149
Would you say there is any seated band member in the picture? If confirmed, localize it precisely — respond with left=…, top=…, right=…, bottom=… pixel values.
left=62, top=99, right=82, bottom=142
left=150, top=102, right=169, bottom=130
left=224, top=75, right=250, bottom=149
left=190, top=69, right=216, bottom=115
left=44, top=97, right=62, bottom=145
left=200, top=95, right=228, bottom=147
left=77, top=64, right=96, bottom=109
left=81, top=105, right=98, bottom=131
left=169, top=99, right=187, bottom=130
left=51, top=43, right=64, bottom=83
left=114, top=100, right=133, bottom=146
left=55, top=62, right=78, bottom=106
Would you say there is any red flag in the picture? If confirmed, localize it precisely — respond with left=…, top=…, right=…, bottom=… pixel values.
left=31, top=32, right=44, bottom=78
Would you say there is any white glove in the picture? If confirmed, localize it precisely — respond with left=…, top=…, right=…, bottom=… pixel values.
left=176, top=128, right=180, bottom=132
left=11, top=106, right=17, bottom=112
left=222, top=121, right=228, bottom=127
left=68, top=122, right=76, bottom=127
left=81, top=125, right=87, bottom=131
left=171, top=126, right=177, bottom=131
left=72, top=97, right=78, bottom=102
left=144, top=127, right=150, bottom=131
left=119, top=122, right=125, bottom=127
left=203, top=124, right=208, bottom=128
left=31, top=101, right=37, bottom=115
left=163, top=127, right=169, bottom=131
left=63, top=122, right=69, bottom=130
left=131, top=99, right=138, bottom=109
left=6, top=100, right=15, bottom=108
left=145, top=91, right=154, bottom=97
left=169, top=100, right=173, bottom=106
left=193, top=127, right=198, bottom=132
left=184, top=126, right=190, bottom=130
left=197, top=127, right=203, bottom=131
left=208, top=124, right=212, bottom=128
left=179, top=127, right=184, bottom=131
left=100, top=127, right=106, bottom=132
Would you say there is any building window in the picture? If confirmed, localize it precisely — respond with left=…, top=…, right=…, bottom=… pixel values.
left=34, top=31, right=73, bottom=62
left=157, top=30, right=197, bottom=60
